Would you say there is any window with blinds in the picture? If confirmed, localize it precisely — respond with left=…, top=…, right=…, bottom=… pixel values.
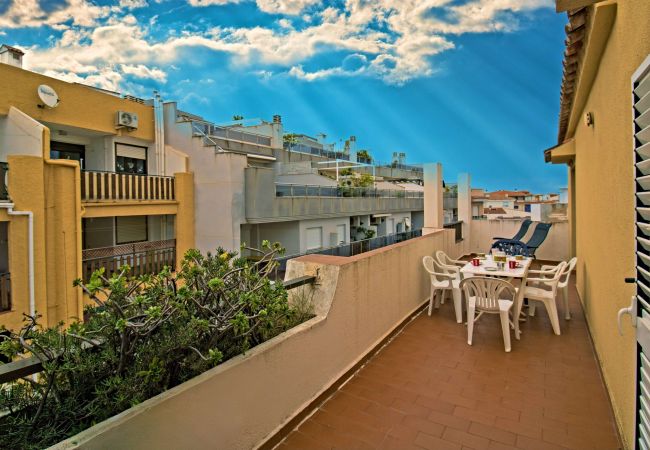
left=116, top=216, right=148, bottom=244
left=634, top=54, right=650, bottom=450
left=305, top=227, right=322, bottom=251
left=115, top=143, right=147, bottom=175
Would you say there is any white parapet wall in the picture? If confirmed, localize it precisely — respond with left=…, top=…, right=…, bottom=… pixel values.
left=51, top=228, right=463, bottom=450
left=0, top=106, right=46, bottom=160
left=470, top=218, right=570, bottom=262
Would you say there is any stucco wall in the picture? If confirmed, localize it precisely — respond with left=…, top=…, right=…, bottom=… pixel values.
left=52, top=229, right=463, bottom=450
left=0, top=154, right=84, bottom=331
left=0, top=107, right=45, bottom=159
left=164, top=103, right=246, bottom=253
left=245, top=166, right=424, bottom=223
left=247, top=221, right=301, bottom=256
left=568, top=1, right=650, bottom=446
left=298, top=216, right=350, bottom=251
left=0, top=64, right=155, bottom=141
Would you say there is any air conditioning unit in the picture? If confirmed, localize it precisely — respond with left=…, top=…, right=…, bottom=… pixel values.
left=116, top=111, right=139, bottom=129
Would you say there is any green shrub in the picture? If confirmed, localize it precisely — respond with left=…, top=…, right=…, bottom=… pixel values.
left=0, top=243, right=310, bottom=450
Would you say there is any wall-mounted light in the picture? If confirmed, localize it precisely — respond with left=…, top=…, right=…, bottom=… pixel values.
left=584, top=112, right=594, bottom=127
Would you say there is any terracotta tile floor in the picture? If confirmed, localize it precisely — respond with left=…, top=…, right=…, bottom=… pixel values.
left=280, top=277, right=621, bottom=450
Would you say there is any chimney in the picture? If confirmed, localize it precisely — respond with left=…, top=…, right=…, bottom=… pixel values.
left=271, top=115, right=283, bottom=148
left=0, top=44, right=24, bottom=68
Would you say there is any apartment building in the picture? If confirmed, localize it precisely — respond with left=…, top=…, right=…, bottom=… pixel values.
left=471, top=188, right=562, bottom=219
left=163, top=100, right=431, bottom=257
left=0, top=57, right=194, bottom=331
left=544, top=1, right=650, bottom=447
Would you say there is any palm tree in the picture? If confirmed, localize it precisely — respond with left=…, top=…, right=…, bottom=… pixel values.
left=283, top=133, right=299, bottom=153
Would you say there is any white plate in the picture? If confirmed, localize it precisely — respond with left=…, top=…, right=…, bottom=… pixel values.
left=485, top=267, right=498, bottom=272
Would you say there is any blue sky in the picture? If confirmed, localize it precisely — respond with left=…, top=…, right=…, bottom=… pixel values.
left=0, top=0, right=567, bottom=192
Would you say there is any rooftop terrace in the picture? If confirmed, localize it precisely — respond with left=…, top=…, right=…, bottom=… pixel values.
left=280, top=273, right=621, bottom=450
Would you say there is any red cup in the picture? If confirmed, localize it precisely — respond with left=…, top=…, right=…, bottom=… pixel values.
left=472, top=258, right=480, bottom=266
left=508, top=260, right=517, bottom=269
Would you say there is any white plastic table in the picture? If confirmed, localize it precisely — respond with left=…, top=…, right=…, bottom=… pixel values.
left=460, top=255, right=532, bottom=340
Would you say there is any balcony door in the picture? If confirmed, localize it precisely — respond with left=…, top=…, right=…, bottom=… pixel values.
left=51, top=141, right=85, bottom=169
left=633, top=54, right=650, bottom=450
left=115, top=143, right=147, bottom=175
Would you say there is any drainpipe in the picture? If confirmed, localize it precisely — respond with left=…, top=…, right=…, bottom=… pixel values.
left=153, top=91, right=166, bottom=176
left=153, top=91, right=168, bottom=239
left=0, top=204, right=34, bottom=317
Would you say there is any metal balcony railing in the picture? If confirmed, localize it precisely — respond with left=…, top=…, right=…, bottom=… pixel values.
left=0, top=162, right=8, bottom=201
left=81, top=239, right=176, bottom=280
left=367, top=161, right=423, bottom=174
left=81, top=171, right=175, bottom=202
left=275, top=183, right=424, bottom=199
left=275, top=229, right=423, bottom=273
left=0, top=272, right=10, bottom=313
left=283, top=143, right=349, bottom=161
left=192, top=120, right=272, bottom=147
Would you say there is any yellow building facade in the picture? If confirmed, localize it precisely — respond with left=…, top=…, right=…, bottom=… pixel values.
left=547, top=1, right=650, bottom=447
left=0, top=63, right=194, bottom=331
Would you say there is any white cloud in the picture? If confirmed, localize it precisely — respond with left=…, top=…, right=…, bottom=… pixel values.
left=121, top=64, right=167, bottom=81
left=289, top=64, right=364, bottom=81
left=255, top=0, right=321, bottom=15
left=187, top=0, right=241, bottom=5
left=0, top=0, right=110, bottom=29
left=14, top=0, right=553, bottom=89
left=119, top=0, right=149, bottom=8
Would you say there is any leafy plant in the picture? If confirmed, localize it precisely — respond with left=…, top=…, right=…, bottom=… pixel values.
left=357, top=149, right=372, bottom=162
left=283, top=133, right=299, bottom=152
left=0, top=243, right=309, bottom=450
left=337, top=173, right=375, bottom=196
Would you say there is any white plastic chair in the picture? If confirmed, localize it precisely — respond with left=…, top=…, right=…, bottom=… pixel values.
left=521, top=261, right=568, bottom=335
left=435, top=250, right=465, bottom=271
left=435, top=249, right=472, bottom=282
left=529, top=258, right=577, bottom=320
left=460, top=277, right=516, bottom=352
left=422, top=256, right=463, bottom=323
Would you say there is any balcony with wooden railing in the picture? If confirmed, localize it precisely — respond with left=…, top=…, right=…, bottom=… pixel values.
left=81, top=171, right=175, bottom=203
left=81, top=239, right=176, bottom=280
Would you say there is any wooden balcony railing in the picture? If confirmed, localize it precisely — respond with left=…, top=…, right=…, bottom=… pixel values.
left=81, top=171, right=175, bottom=202
left=82, top=239, right=176, bottom=280
left=0, top=272, right=10, bottom=313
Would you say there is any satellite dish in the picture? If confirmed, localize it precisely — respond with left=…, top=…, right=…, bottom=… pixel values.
left=37, top=84, right=59, bottom=108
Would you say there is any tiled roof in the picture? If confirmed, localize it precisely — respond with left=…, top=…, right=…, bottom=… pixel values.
left=484, top=190, right=530, bottom=200
left=558, top=7, right=589, bottom=143
left=0, top=44, right=24, bottom=55
left=484, top=207, right=507, bottom=215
